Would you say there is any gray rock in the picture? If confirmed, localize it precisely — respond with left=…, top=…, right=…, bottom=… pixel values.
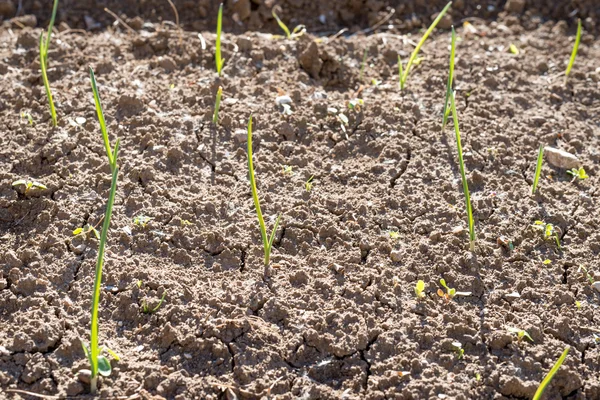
left=544, top=147, right=581, bottom=169
left=233, top=129, right=247, bottom=143
left=592, top=281, right=600, bottom=293
left=390, top=249, right=402, bottom=262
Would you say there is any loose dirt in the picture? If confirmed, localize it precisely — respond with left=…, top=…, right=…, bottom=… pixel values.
left=1, top=1, right=600, bottom=399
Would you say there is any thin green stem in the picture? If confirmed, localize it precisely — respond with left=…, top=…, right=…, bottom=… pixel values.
left=400, top=1, right=452, bottom=90
left=450, top=91, right=475, bottom=251
left=45, top=0, right=59, bottom=60
left=247, top=116, right=279, bottom=266
left=90, top=143, right=119, bottom=394
left=442, top=26, right=456, bottom=129
left=89, top=68, right=114, bottom=168
left=88, top=68, right=120, bottom=394
left=216, top=3, right=224, bottom=76
left=359, top=48, right=367, bottom=83
left=565, top=19, right=581, bottom=83
left=398, top=54, right=403, bottom=89
left=272, top=9, right=291, bottom=38
left=531, top=144, right=544, bottom=194
left=532, top=346, right=570, bottom=400
left=39, top=33, right=57, bottom=127
left=213, top=86, right=222, bottom=125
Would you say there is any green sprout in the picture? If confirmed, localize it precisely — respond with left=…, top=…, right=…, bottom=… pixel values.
left=532, top=220, right=561, bottom=249
left=532, top=346, right=570, bottom=400
left=215, top=3, right=225, bottom=76
left=399, top=1, right=452, bottom=90
left=506, top=326, right=534, bottom=343
left=12, top=179, right=47, bottom=195
left=213, top=86, right=222, bottom=125
left=73, top=223, right=100, bottom=240
left=451, top=341, right=464, bottom=359
left=305, top=175, right=314, bottom=192
left=247, top=116, right=281, bottom=266
left=566, top=167, right=588, bottom=181
left=20, top=111, right=35, bottom=126
left=441, top=26, right=456, bottom=130
left=531, top=144, right=544, bottom=194
left=133, top=215, right=153, bottom=228
left=272, top=7, right=305, bottom=39
left=415, top=280, right=426, bottom=299
left=282, top=165, right=293, bottom=176
left=39, top=0, right=59, bottom=127
left=83, top=67, right=121, bottom=395
left=450, top=90, right=476, bottom=251
left=564, top=19, right=581, bottom=84
left=141, top=290, right=167, bottom=314
left=359, top=48, right=367, bottom=83
left=348, top=98, right=364, bottom=112
left=577, top=265, right=594, bottom=285
left=509, top=43, right=519, bottom=55
left=389, top=231, right=400, bottom=240
left=437, top=278, right=471, bottom=304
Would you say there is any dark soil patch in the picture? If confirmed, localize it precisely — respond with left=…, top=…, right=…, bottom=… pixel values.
left=1, top=1, right=600, bottom=399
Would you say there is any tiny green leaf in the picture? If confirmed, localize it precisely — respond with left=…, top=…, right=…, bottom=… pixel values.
left=97, top=355, right=112, bottom=377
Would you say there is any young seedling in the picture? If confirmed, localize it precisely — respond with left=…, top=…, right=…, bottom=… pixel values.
left=73, top=223, right=100, bottom=240
left=133, top=215, right=153, bottom=228
left=215, top=3, right=225, bottom=76
left=566, top=167, right=588, bottom=182
left=348, top=98, right=364, bottom=112
left=83, top=67, right=121, bottom=395
left=415, top=280, right=426, bottom=299
left=564, top=19, right=581, bottom=85
left=532, top=220, right=561, bottom=249
left=282, top=165, right=293, bottom=176
left=305, top=175, right=314, bottom=192
left=506, top=326, right=534, bottom=343
left=389, top=231, right=400, bottom=240
left=359, top=48, right=367, bottom=83
left=20, top=111, right=35, bottom=126
left=247, top=116, right=281, bottom=266
left=441, top=26, right=456, bottom=130
left=141, top=290, right=167, bottom=314
left=39, top=0, right=59, bottom=127
left=399, top=1, right=452, bottom=90
left=532, top=346, right=570, bottom=400
left=12, top=179, right=47, bottom=195
left=327, top=107, right=349, bottom=135
left=450, top=91, right=476, bottom=251
left=437, top=278, right=471, bottom=304
left=213, top=86, right=222, bottom=125
left=451, top=341, right=464, bottom=359
left=509, top=43, right=519, bottom=55
left=577, top=265, right=594, bottom=285
left=531, top=144, right=544, bottom=194
left=272, top=7, right=306, bottom=39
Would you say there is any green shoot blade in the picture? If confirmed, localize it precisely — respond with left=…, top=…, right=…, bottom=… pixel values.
left=39, top=32, right=57, bottom=127
left=266, top=214, right=282, bottom=264
left=216, top=3, right=224, bottom=76
left=401, top=1, right=452, bottom=90
left=44, top=0, right=59, bottom=61
left=360, top=48, right=367, bottom=83
left=272, top=9, right=291, bottom=38
left=213, top=86, right=222, bottom=125
left=531, top=144, right=544, bottom=194
left=247, top=116, right=269, bottom=264
left=89, top=67, right=114, bottom=168
left=565, top=19, right=581, bottom=83
left=104, top=346, right=120, bottom=361
left=532, top=346, right=570, bottom=400
left=442, top=26, right=456, bottom=130
left=398, top=54, right=403, bottom=90
left=450, top=91, right=475, bottom=251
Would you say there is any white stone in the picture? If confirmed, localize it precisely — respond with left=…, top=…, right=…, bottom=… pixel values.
left=544, top=147, right=581, bottom=169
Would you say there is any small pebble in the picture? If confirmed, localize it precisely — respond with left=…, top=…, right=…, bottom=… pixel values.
left=77, top=369, right=92, bottom=384
left=544, top=147, right=581, bottom=169
left=592, top=282, right=600, bottom=293
left=390, top=249, right=402, bottom=262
